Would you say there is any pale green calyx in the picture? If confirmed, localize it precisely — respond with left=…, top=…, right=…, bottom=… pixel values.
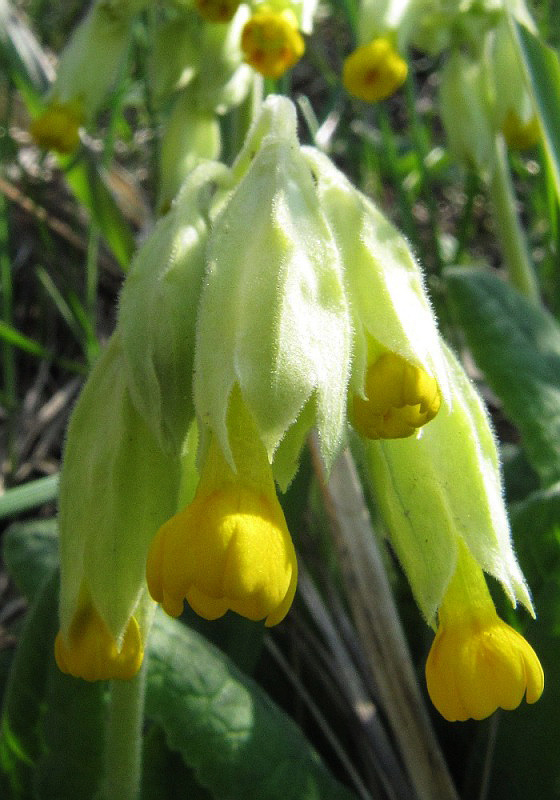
left=42, top=0, right=137, bottom=122
left=302, top=146, right=450, bottom=410
left=194, top=96, right=352, bottom=488
left=119, top=162, right=232, bottom=451
left=364, top=342, right=533, bottom=626
left=57, top=332, right=181, bottom=648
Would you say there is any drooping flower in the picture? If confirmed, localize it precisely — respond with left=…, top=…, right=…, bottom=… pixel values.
left=343, top=37, right=408, bottom=103
left=55, top=600, right=143, bottom=682
left=426, top=541, right=544, bottom=721
left=147, top=397, right=297, bottom=626
left=241, top=8, right=305, bottom=78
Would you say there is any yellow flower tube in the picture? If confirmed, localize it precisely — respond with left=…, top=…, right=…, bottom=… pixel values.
left=241, top=8, right=305, bottom=78
left=426, top=542, right=544, bottom=721
left=147, top=392, right=298, bottom=627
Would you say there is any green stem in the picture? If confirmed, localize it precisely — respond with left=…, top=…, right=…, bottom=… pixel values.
left=101, top=659, right=147, bottom=800
left=487, top=133, right=541, bottom=303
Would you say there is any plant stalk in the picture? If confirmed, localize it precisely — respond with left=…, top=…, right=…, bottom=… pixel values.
left=487, top=133, right=540, bottom=304
left=101, top=658, right=148, bottom=800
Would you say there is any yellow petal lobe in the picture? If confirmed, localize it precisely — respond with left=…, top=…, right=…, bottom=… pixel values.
left=343, top=38, right=408, bottom=104
left=425, top=543, right=544, bottom=722
left=147, top=484, right=298, bottom=627
left=55, top=607, right=143, bottom=682
left=241, top=9, right=305, bottom=79
left=352, top=351, right=440, bottom=439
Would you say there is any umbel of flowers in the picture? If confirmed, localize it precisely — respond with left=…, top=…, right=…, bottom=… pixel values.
left=56, top=96, right=542, bottom=721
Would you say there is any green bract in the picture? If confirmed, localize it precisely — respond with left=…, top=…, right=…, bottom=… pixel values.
left=365, top=343, right=534, bottom=625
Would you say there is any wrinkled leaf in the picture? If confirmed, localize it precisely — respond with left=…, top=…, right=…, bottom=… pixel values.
left=446, top=267, right=560, bottom=487
left=147, top=611, right=357, bottom=800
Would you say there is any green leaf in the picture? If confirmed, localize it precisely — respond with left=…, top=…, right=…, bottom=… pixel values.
left=445, top=267, right=560, bottom=487
left=508, top=18, right=560, bottom=204
left=509, top=481, right=560, bottom=592
left=146, top=612, right=358, bottom=800
left=0, top=573, right=59, bottom=798
left=3, top=519, right=59, bottom=600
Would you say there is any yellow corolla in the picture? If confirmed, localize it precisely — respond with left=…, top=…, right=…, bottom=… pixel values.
left=426, top=543, right=544, bottom=721
left=241, top=8, right=305, bottom=79
left=352, top=351, right=440, bottom=439
left=343, top=37, right=408, bottom=104
left=147, top=437, right=298, bottom=627
left=55, top=603, right=143, bottom=682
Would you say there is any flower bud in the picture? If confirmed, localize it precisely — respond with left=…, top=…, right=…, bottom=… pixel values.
left=351, top=351, right=440, bottom=439
left=157, top=87, right=222, bottom=213
left=488, top=19, right=540, bottom=150
left=364, top=342, right=533, bottom=625
left=31, top=0, right=138, bottom=150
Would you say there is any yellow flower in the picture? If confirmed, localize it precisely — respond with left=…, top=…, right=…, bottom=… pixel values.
left=30, top=102, right=84, bottom=154
left=55, top=602, right=143, bottom=682
left=241, top=8, right=305, bottom=79
left=146, top=435, right=298, bottom=627
left=343, top=37, right=408, bottom=103
left=194, top=0, right=241, bottom=23
left=352, top=351, right=440, bottom=439
left=501, top=110, right=541, bottom=151
left=425, top=543, right=544, bottom=721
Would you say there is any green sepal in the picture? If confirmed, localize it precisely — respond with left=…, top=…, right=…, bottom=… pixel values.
left=58, top=332, right=181, bottom=641
left=439, top=48, right=495, bottom=173
left=303, top=146, right=449, bottom=405
left=365, top=343, right=532, bottom=625
left=119, top=161, right=231, bottom=451
left=194, top=96, right=352, bottom=488
left=44, top=0, right=135, bottom=120
left=157, top=88, right=222, bottom=213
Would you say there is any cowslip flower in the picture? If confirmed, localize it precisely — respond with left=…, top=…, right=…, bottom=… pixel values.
left=426, top=541, right=543, bottom=721
left=241, top=8, right=305, bottom=78
left=364, top=342, right=543, bottom=719
left=343, top=37, right=408, bottom=103
left=55, top=96, right=542, bottom=707
left=30, top=0, right=142, bottom=152
left=147, top=393, right=297, bottom=626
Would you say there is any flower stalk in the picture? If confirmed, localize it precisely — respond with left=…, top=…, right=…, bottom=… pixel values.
left=487, top=132, right=541, bottom=304
left=101, top=657, right=148, bottom=800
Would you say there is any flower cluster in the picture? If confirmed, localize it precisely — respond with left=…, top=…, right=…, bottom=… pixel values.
left=343, top=0, right=540, bottom=158
left=56, top=96, right=542, bottom=723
